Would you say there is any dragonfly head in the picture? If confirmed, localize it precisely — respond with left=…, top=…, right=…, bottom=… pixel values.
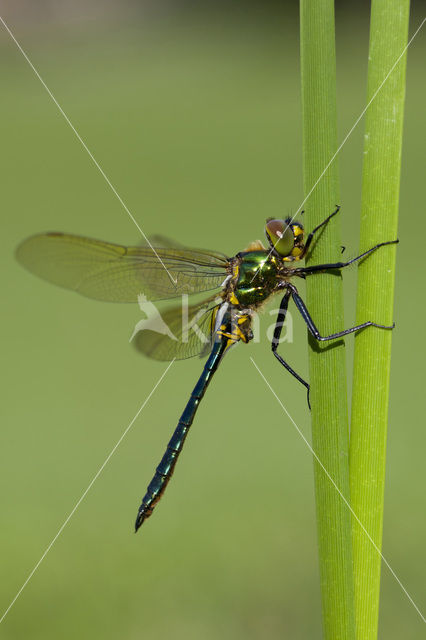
left=265, top=218, right=305, bottom=261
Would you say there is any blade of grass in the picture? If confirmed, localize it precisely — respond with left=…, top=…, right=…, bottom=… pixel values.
left=350, top=2, right=410, bottom=638
left=300, top=2, right=355, bottom=638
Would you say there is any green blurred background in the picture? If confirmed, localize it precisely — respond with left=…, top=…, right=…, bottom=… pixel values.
left=1, top=2, right=425, bottom=638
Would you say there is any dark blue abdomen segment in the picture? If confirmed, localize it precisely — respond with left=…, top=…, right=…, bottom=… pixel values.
left=135, top=333, right=228, bottom=531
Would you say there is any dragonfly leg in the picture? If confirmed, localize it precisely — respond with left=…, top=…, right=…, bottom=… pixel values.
left=272, top=290, right=311, bottom=408
left=294, top=239, right=399, bottom=276
left=299, top=204, right=341, bottom=259
left=290, top=285, right=395, bottom=341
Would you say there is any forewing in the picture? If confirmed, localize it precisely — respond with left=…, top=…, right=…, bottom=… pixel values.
left=16, top=233, right=229, bottom=302
left=131, top=295, right=220, bottom=360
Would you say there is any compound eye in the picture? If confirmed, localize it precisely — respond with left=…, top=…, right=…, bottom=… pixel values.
left=265, top=219, right=295, bottom=257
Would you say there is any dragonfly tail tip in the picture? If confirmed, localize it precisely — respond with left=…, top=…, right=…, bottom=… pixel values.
left=135, top=511, right=145, bottom=533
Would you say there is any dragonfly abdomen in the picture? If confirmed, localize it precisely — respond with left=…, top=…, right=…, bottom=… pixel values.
left=135, top=328, right=232, bottom=532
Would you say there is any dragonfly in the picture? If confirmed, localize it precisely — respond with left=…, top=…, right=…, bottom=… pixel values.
left=16, top=206, right=397, bottom=532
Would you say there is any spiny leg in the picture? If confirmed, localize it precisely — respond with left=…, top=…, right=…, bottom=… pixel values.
left=299, top=205, right=341, bottom=259
left=272, top=290, right=311, bottom=408
left=294, top=239, right=398, bottom=276
left=289, top=285, right=394, bottom=342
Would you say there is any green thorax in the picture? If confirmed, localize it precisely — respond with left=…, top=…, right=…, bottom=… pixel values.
left=233, top=251, right=281, bottom=307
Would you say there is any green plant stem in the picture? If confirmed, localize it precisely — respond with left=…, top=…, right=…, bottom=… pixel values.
left=350, top=3, right=410, bottom=639
left=300, top=2, right=355, bottom=638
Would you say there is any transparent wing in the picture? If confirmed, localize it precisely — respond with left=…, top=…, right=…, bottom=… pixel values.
left=131, top=295, right=220, bottom=360
left=142, top=234, right=186, bottom=249
left=16, top=233, right=229, bottom=302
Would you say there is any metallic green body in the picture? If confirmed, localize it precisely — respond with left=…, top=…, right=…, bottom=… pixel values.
left=15, top=206, right=397, bottom=532
left=234, top=251, right=283, bottom=307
